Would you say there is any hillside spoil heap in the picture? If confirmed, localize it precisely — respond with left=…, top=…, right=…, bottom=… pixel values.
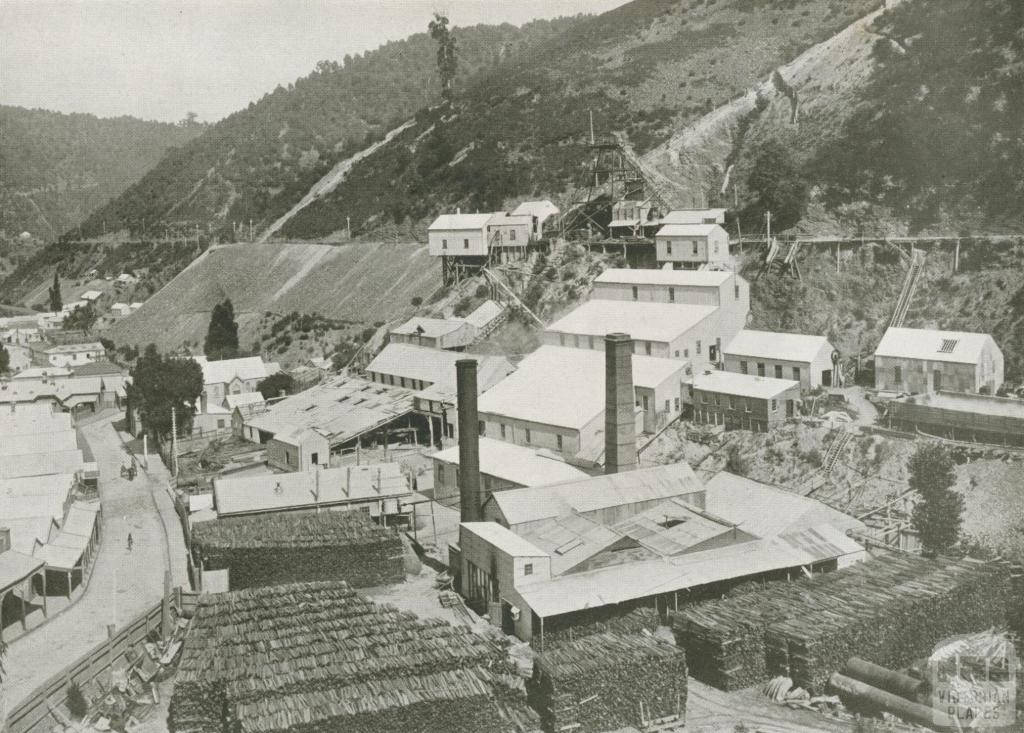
left=169, top=581, right=538, bottom=733
left=528, top=632, right=686, bottom=733
left=191, top=511, right=404, bottom=590
left=672, top=554, right=1014, bottom=693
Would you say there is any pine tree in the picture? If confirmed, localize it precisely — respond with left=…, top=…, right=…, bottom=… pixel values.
left=909, top=442, right=965, bottom=556
left=428, top=13, right=458, bottom=103
left=204, top=299, right=239, bottom=360
left=48, top=271, right=62, bottom=312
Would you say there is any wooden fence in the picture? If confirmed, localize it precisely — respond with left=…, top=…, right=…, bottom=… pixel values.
left=3, top=589, right=198, bottom=733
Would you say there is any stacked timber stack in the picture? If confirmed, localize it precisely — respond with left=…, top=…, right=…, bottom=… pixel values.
left=191, top=511, right=404, bottom=590
left=542, top=606, right=661, bottom=647
left=772, top=557, right=1010, bottom=692
left=673, top=555, right=1013, bottom=694
left=170, top=581, right=539, bottom=733
left=528, top=632, right=686, bottom=732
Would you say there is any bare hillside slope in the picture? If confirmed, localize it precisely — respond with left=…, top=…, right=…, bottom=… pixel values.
left=106, top=241, right=438, bottom=351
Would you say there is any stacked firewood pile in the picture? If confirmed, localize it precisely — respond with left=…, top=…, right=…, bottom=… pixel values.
left=528, top=632, right=686, bottom=733
left=169, top=581, right=539, bottom=733
left=541, top=606, right=661, bottom=647
left=673, top=555, right=1012, bottom=693
left=191, top=511, right=404, bottom=589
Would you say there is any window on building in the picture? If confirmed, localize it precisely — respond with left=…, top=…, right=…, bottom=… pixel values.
left=574, top=334, right=580, bottom=348
left=665, top=399, right=670, bottom=413
left=714, top=241, right=719, bottom=254
left=524, top=428, right=531, bottom=444
left=774, top=365, right=783, bottom=379
left=463, top=238, right=469, bottom=249
left=674, top=350, right=680, bottom=357
left=792, top=367, right=801, bottom=381
left=696, top=340, right=702, bottom=355
left=745, top=399, right=751, bottom=413
left=701, top=393, right=709, bottom=404
left=740, top=360, right=748, bottom=374
left=217, top=419, right=226, bottom=429
left=645, top=341, right=652, bottom=356
left=479, top=421, right=486, bottom=436
left=894, top=365, right=903, bottom=384
left=556, top=434, right=563, bottom=450
left=723, top=395, right=730, bottom=409
left=559, top=334, right=566, bottom=346
left=442, top=239, right=448, bottom=249
left=524, top=563, right=533, bottom=576
left=510, top=230, right=516, bottom=241
left=692, top=241, right=698, bottom=255
left=632, top=286, right=639, bottom=301
left=311, top=452, right=318, bottom=466
left=667, top=242, right=673, bottom=255
left=500, top=423, right=506, bottom=439
left=757, top=363, right=765, bottom=377
left=588, top=335, right=595, bottom=349
left=771, top=399, right=778, bottom=411
left=669, top=287, right=675, bottom=302
left=674, top=397, right=680, bottom=411
left=399, top=376, right=406, bottom=388
left=683, top=348, right=689, bottom=358
left=712, top=394, right=720, bottom=405
left=437, top=465, right=445, bottom=484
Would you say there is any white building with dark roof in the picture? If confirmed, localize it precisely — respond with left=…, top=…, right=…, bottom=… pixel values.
left=723, top=329, right=837, bottom=390
left=477, top=345, right=686, bottom=464
left=873, top=327, right=1004, bottom=395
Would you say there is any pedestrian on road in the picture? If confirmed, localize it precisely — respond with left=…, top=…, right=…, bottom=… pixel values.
left=127, top=533, right=133, bottom=552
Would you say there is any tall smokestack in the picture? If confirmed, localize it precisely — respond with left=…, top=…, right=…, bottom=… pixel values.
left=456, top=359, right=483, bottom=522
left=605, top=333, right=637, bottom=474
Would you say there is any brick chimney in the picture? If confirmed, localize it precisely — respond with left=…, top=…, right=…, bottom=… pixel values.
left=456, top=359, right=483, bottom=522
left=605, top=333, right=638, bottom=474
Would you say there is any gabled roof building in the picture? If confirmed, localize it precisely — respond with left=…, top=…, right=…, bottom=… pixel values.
left=874, top=327, right=1003, bottom=395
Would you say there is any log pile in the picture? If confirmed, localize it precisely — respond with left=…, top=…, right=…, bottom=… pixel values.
left=528, top=632, right=686, bottom=733
left=542, top=606, right=661, bottom=647
left=672, top=555, right=1012, bottom=693
left=169, top=581, right=539, bottom=733
left=191, top=511, right=404, bottom=590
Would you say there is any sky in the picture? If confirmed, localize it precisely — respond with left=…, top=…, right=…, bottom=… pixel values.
left=1, top=0, right=628, bottom=124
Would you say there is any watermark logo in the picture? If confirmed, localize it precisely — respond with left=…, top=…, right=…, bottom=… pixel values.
left=930, top=630, right=1017, bottom=731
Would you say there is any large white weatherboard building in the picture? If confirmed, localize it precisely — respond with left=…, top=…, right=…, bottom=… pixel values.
left=544, top=300, right=726, bottom=372
left=511, top=200, right=559, bottom=239
left=874, top=327, right=1004, bottom=395
left=477, top=345, right=685, bottom=465
left=723, top=329, right=837, bottom=390
left=427, top=213, right=494, bottom=257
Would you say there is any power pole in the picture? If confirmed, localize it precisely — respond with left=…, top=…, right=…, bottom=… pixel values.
left=170, top=407, right=179, bottom=477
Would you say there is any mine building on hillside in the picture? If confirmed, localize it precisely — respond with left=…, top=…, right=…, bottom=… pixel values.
left=477, top=344, right=684, bottom=465
left=655, top=223, right=731, bottom=270
left=608, top=199, right=660, bottom=238
left=388, top=300, right=506, bottom=351
left=886, top=391, right=1024, bottom=447
left=242, top=375, right=417, bottom=470
left=873, top=327, right=1004, bottom=395
left=428, top=210, right=540, bottom=283
left=591, top=268, right=749, bottom=347
left=723, top=329, right=837, bottom=391
left=430, top=437, right=588, bottom=507
left=428, top=213, right=493, bottom=257
left=544, top=299, right=726, bottom=372
left=455, top=465, right=864, bottom=644
left=660, top=208, right=727, bottom=226
left=486, top=212, right=533, bottom=254
left=690, top=370, right=801, bottom=431
left=511, top=200, right=559, bottom=239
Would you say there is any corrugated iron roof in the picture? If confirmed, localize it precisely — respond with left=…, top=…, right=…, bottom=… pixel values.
left=546, top=300, right=716, bottom=343
left=655, top=223, right=723, bottom=237
left=428, top=213, right=493, bottom=231
left=193, top=356, right=279, bottom=387
left=691, top=370, right=799, bottom=399
left=461, top=522, right=548, bottom=558
left=723, top=329, right=833, bottom=363
left=875, top=327, right=995, bottom=364
left=431, top=437, right=587, bottom=488
left=0, top=550, right=45, bottom=591
left=595, top=268, right=736, bottom=287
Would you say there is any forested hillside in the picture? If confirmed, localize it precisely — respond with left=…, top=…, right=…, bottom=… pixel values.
left=0, top=106, right=203, bottom=240
left=283, top=0, right=879, bottom=238
left=72, top=19, right=578, bottom=242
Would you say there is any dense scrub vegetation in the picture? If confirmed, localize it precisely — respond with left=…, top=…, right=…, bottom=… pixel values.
left=285, top=0, right=878, bottom=239
left=0, top=106, right=202, bottom=240
left=70, top=19, right=578, bottom=242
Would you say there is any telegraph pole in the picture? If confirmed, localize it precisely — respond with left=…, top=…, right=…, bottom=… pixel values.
left=170, top=407, right=179, bottom=477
